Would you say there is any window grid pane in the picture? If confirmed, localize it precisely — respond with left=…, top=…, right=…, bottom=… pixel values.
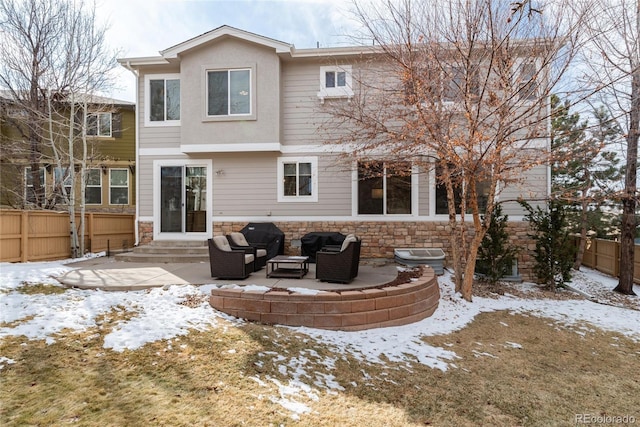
left=149, top=80, right=165, bottom=121
left=325, top=71, right=335, bottom=88
left=208, top=71, right=229, bottom=116
left=98, top=113, right=111, bottom=136
left=166, top=79, right=181, bottom=120
left=337, top=72, right=346, bottom=87
left=229, top=70, right=250, bottom=115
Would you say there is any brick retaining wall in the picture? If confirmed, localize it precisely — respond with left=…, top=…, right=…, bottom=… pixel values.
left=209, top=267, right=440, bottom=331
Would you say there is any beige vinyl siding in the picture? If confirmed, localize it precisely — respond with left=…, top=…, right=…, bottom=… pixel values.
left=138, top=68, right=182, bottom=151
left=500, top=164, right=548, bottom=216
left=418, top=165, right=431, bottom=216
left=212, top=153, right=352, bottom=216
left=281, top=61, right=321, bottom=145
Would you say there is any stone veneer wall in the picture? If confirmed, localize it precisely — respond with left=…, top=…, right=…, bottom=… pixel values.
left=214, top=220, right=536, bottom=281
left=138, top=219, right=536, bottom=280
left=209, top=267, right=440, bottom=331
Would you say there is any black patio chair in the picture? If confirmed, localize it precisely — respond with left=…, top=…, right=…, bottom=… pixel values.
left=208, top=236, right=254, bottom=279
left=227, top=232, right=268, bottom=270
left=315, top=235, right=362, bottom=284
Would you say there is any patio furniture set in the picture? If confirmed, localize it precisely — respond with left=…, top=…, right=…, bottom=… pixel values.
left=208, top=232, right=362, bottom=283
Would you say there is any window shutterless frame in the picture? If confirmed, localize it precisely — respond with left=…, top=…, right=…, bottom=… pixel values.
left=206, top=68, right=252, bottom=117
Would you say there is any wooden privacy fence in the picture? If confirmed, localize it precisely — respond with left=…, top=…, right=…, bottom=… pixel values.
left=579, top=237, right=640, bottom=284
left=0, top=209, right=135, bottom=262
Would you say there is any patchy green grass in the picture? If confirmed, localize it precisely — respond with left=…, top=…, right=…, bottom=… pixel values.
left=1, top=310, right=638, bottom=426
left=12, top=282, right=67, bottom=295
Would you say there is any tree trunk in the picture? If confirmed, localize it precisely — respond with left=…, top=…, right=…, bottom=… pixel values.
left=614, top=50, right=639, bottom=296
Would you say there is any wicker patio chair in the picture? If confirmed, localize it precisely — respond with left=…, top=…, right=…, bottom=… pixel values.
left=315, top=235, right=362, bottom=284
left=208, top=236, right=254, bottom=279
left=227, top=232, right=268, bottom=270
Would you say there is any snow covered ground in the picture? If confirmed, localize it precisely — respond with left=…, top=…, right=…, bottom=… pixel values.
left=1, top=256, right=639, bottom=419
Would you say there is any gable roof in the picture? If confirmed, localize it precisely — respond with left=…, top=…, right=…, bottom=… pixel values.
left=160, top=25, right=293, bottom=58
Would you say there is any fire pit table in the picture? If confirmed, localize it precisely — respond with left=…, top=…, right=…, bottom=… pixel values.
left=266, top=255, right=310, bottom=279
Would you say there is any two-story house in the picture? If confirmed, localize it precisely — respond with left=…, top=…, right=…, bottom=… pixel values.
left=0, top=95, right=136, bottom=213
left=118, top=26, right=549, bottom=274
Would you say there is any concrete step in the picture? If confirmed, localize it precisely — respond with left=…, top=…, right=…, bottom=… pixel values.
left=115, top=252, right=209, bottom=263
left=115, top=240, right=210, bottom=263
left=148, top=240, right=207, bottom=247
left=132, top=246, right=209, bottom=255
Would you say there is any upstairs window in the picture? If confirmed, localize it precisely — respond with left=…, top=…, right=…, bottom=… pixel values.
left=207, top=69, right=251, bottom=116
left=517, top=61, right=538, bottom=101
left=443, top=66, right=480, bottom=103
left=277, top=157, right=318, bottom=202
left=146, top=74, right=180, bottom=125
left=87, top=112, right=112, bottom=137
left=318, top=65, right=353, bottom=103
left=358, top=161, right=412, bottom=215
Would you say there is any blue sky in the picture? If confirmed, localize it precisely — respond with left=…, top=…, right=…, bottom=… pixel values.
left=99, top=0, right=363, bottom=101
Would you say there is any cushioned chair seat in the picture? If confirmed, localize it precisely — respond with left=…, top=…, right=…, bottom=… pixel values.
left=227, top=232, right=268, bottom=270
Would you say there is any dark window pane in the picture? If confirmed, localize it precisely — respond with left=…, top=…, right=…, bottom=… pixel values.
left=85, top=187, right=101, bottom=204
left=110, top=188, right=128, bottom=204
left=87, top=114, right=98, bottom=135
left=337, top=71, right=346, bottom=87
left=150, top=80, right=165, bottom=121
left=325, top=71, right=335, bottom=88
left=386, top=162, right=411, bottom=214
left=284, top=176, right=297, bottom=196
left=208, top=71, right=229, bottom=116
left=299, top=176, right=312, bottom=196
left=358, top=162, right=383, bottom=214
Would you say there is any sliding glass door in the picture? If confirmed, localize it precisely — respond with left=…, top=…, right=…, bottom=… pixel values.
left=160, top=165, right=207, bottom=233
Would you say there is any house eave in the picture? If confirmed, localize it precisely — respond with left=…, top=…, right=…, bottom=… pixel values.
left=180, top=143, right=283, bottom=153
left=160, top=25, right=292, bottom=58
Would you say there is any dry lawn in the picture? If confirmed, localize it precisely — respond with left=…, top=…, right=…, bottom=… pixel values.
left=1, top=294, right=639, bottom=426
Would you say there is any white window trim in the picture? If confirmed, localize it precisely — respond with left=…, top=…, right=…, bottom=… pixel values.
left=152, top=159, right=213, bottom=241
left=205, top=68, right=252, bottom=118
left=109, top=168, right=129, bottom=205
left=87, top=112, right=112, bottom=137
left=85, top=168, right=102, bottom=205
left=277, top=156, right=318, bottom=203
left=144, top=73, right=181, bottom=127
left=351, top=161, right=418, bottom=217
left=317, top=65, right=354, bottom=103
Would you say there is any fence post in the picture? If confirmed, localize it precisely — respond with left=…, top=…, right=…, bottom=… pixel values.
left=88, top=212, right=94, bottom=253
left=615, top=240, right=621, bottom=278
left=20, top=211, right=28, bottom=263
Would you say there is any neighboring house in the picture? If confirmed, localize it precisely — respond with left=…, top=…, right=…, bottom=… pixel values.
left=0, top=95, right=136, bottom=214
left=118, top=26, right=548, bottom=276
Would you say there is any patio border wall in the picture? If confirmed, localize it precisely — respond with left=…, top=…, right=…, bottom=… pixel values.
left=209, top=267, right=440, bottom=331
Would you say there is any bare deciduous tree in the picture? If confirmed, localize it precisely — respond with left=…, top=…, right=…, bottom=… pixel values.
left=0, top=0, right=117, bottom=257
left=321, top=0, right=584, bottom=300
left=582, top=0, right=638, bottom=295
